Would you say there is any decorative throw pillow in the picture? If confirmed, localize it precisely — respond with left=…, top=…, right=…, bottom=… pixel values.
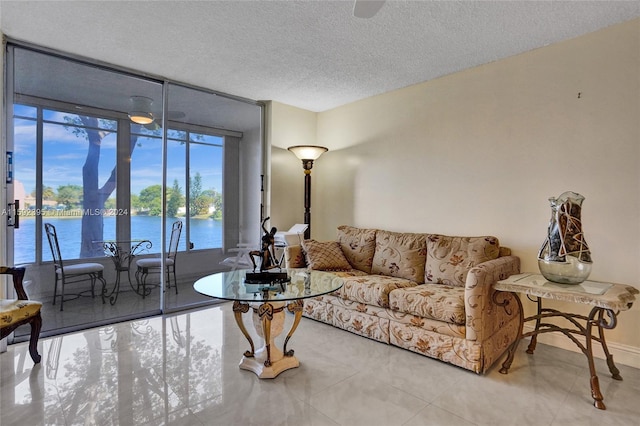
left=371, top=230, right=427, bottom=283
left=302, top=240, right=352, bottom=271
left=284, top=245, right=307, bottom=268
left=336, top=225, right=377, bottom=273
left=425, top=235, right=500, bottom=287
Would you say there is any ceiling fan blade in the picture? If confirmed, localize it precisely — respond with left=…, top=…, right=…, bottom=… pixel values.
left=353, top=0, right=385, bottom=19
left=141, top=111, right=185, bottom=130
left=149, top=110, right=186, bottom=120
left=143, top=122, right=160, bottom=131
left=167, top=111, right=186, bottom=120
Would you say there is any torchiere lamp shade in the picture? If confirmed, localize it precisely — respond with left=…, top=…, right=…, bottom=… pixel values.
left=287, top=145, right=328, bottom=161
left=287, top=145, right=328, bottom=239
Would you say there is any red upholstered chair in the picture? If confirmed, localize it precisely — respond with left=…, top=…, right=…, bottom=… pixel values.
left=0, top=266, right=42, bottom=363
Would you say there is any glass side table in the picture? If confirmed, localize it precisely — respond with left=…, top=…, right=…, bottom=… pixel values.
left=494, top=273, right=638, bottom=410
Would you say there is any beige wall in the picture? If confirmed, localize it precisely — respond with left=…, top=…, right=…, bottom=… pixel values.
left=268, top=101, right=318, bottom=234
left=271, top=19, right=640, bottom=366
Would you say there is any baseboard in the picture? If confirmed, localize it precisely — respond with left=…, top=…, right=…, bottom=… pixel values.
left=522, top=323, right=640, bottom=369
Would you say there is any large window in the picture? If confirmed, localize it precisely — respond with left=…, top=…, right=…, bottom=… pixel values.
left=13, top=102, right=230, bottom=262
left=14, top=105, right=120, bottom=262
left=129, top=127, right=225, bottom=252
left=12, top=104, right=37, bottom=264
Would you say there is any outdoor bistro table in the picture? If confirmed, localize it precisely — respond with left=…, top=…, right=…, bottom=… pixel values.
left=100, top=239, right=152, bottom=304
left=194, top=269, right=343, bottom=379
left=494, top=273, right=638, bottom=410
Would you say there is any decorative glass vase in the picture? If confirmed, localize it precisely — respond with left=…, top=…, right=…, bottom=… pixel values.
left=537, top=191, right=593, bottom=284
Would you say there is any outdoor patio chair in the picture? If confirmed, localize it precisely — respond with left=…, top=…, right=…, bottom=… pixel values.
left=135, top=220, right=182, bottom=297
left=44, top=223, right=107, bottom=311
left=0, top=266, right=42, bottom=363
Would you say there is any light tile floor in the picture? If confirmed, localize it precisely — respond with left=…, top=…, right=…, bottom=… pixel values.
left=15, top=279, right=220, bottom=340
left=2, top=302, right=639, bottom=426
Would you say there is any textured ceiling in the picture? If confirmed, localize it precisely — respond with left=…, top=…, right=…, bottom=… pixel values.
left=1, top=1, right=639, bottom=112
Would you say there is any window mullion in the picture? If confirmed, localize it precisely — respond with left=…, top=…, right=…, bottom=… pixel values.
left=36, top=107, right=44, bottom=264
left=116, top=119, right=131, bottom=242
left=185, top=133, right=190, bottom=252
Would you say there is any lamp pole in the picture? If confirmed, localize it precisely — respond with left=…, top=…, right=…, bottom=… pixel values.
left=288, top=146, right=328, bottom=241
left=302, top=159, right=314, bottom=240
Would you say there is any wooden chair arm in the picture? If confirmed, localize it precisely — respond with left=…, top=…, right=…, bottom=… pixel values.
left=0, top=266, right=28, bottom=300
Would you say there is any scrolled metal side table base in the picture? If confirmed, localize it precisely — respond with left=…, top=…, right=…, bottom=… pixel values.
left=498, top=293, right=622, bottom=410
left=492, top=290, right=524, bottom=375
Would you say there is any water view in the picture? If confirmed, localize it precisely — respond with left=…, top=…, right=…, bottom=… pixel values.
left=15, top=216, right=223, bottom=264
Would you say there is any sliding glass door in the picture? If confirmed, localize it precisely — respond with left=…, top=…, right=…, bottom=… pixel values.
left=5, top=43, right=263, bottom=339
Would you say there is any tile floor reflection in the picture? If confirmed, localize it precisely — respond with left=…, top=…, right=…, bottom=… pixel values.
left=2, top=302, right=640, bottom=425
left=14, top=279, right=221, bottom=340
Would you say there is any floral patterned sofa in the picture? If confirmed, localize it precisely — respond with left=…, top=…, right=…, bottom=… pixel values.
left=284, top=225, right=521, bottom=374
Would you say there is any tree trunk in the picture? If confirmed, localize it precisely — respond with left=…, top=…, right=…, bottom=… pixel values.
left=79, top=117, right=139, bottom=258
left=79, top=117, right=104, bottom=258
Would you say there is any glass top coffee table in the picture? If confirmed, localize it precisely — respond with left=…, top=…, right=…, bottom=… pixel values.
left=194, top=269, right=343, bottom=378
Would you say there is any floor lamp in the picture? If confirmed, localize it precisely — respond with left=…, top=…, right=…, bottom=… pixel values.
left=287, top=145, right=328, bottom=240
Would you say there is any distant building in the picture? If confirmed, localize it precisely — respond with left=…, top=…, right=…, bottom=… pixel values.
left=14, top=179, right=26, bottom=206
left=15, top=179, right=58, bottom=209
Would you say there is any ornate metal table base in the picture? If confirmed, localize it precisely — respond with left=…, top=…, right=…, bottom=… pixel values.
left=101, top=240, right=152, bottom=305
left=194, top=270, right=343, bottom=379
left=233, top=299, right=304, bottom=379
left=498, top=295, right=621, bottom=410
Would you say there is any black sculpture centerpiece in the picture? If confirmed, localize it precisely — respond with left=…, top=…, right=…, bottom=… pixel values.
left=245, top=217, right=290, bottom=291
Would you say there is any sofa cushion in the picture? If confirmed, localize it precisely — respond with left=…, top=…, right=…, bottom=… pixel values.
left=336, top=225, right=377, bottom=273
left=337, top=274, right=418, bottom=308
left=425, top=235, right=500, bottom=287
left=386, top=310, right=466, bottom=339
left=389, top=284, right=466, bottom=325
left=371, top=231, right=427, bottom=283
left=302, top=240, right=352, bottom=271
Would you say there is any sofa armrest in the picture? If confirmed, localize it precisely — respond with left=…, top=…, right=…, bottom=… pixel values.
left=464, top=255, right=521, bottom=341
left=284, top=245, right=307, bottom=268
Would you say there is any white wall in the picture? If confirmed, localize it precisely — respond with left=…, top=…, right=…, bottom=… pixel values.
left=271, top=19, right=640, bottom=366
